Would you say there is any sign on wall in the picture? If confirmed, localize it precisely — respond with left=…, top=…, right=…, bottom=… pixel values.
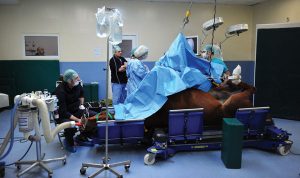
left=23, top=34, right=59, bottom=59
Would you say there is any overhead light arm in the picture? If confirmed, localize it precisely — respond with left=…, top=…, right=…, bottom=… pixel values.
left=220, top=24, right=248, bottom=48
left=200, top=17, right=224, bottom=47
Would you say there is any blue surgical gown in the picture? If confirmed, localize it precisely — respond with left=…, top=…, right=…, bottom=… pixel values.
left=126, top=59, right=149, bottom=96
left=212, top=57, right=229, bottom=74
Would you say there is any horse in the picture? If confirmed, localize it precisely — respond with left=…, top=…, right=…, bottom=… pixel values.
left=144, top=80, right=256, bottom=133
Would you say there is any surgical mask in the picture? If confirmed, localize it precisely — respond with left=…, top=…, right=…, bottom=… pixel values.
left=74, top=80, right=80, bottom=86
left=201, top=52, right=208, bottom=59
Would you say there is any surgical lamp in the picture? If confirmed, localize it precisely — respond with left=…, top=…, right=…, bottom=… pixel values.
left=220, top=23, right=249, bottom=46
left=200, top=17, right=224, bottom=47
left=227, top=24, right=248, bottom=36
left=202, top=17, right=224, bottom=31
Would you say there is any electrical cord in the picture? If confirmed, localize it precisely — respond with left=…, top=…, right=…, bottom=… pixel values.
left=5, top=141, right=33, bottom=167
left=0, top=137, right=27, bottom=140
left=290, top=150, right=300, bottom=155
left=287, top=140, right=300, bottom=155
left=0, top=138, right=29, bottom=145
left=208, top=0, right=217, bottom=77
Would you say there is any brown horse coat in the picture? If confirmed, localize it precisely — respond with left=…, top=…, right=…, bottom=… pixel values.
left=144, top=81, right=256, bottom=131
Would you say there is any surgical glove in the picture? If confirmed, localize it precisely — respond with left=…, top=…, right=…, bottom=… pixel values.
left=79, top=117, right=86, bottom=129
left=232, top=65, right=241, bottom=76
left=79, top=104, right=85, bottom=110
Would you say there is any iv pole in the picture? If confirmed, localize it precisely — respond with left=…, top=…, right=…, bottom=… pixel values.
left=80, top=7, right=131, bottom=178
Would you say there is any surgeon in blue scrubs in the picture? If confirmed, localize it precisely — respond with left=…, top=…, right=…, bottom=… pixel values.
left=126, top=45, right=150, bottom=96
left=205, top=44, right=231, bottom=79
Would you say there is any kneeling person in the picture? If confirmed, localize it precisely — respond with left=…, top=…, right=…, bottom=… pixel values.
left=54, top=69, right=97, bottom=153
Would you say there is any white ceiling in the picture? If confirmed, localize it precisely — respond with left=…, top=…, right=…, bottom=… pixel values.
left=144, top=0, right=267, bottom=6
left=0, top=0, right=267, bottom=6
left=0, top=0, right=18, bottom=5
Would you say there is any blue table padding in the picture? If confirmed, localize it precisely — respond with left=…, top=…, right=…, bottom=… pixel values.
left=94, top=121, right=144, bottom=144
left=236, top=109, right=268, bottom=132
left=169, top=111, right=204, bottom=141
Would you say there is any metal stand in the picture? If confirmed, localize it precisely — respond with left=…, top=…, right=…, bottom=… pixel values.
left=80, top=160, right=131, bottom=178
left=80, top=36, right=131, bottom=178
left=15, top=139, right=66, bottom=178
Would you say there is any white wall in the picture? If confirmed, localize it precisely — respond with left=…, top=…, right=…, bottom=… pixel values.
left=252, top=0, right=300, bottom=59
left=0, top=0, right=253, bottom=61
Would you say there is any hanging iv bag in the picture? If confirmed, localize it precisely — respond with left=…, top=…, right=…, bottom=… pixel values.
left=96, top=6, right=111, bottom=38
left=109, top=9, right=123, bottom=45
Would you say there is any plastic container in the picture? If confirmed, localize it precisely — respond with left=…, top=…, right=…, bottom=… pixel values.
left=17, top=105, right=34, bottom=133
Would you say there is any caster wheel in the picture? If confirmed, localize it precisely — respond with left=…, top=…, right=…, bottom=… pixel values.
left=102, top=157, right=111, bottom=164
left=63, top=159, right=66, bottom=165
left=125, top=164, right=130, bottom=172
left=144, top=153, right=155, bottom=165
left=48, top=173, right=53, bottom=178
left=16, top=165, right=21, bottom=170
left=80, top=167, right=86, bottom=175
left=117, top=175, right=123, bottom=178
left=277, top=144, right=291, bottom=156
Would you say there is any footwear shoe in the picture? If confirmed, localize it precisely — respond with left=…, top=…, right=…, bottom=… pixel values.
left=75, top=135, right=94, bottom=147
left=63, top=140, right=77, bottom=153
left=76, top=134, right=89, bottom=142
left=65, top=145, right=77, bottom=153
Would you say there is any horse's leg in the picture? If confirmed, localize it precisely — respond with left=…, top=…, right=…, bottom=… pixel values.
left=222, top=91, right=254, bottom=118
left=144, top=89, right=195, bottom=132
left=188, top=89, right=224, bottom=127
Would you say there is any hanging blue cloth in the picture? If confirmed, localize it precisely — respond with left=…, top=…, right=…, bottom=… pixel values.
left=114, top=33, right=223, bottom=120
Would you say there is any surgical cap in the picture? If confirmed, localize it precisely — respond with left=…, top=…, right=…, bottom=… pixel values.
left=63, top=69, right=79, bottom=82
left=133, top=45, right=149, bottom=59
left=130, top=47, right=137, bottom=57
left=205, top=44, right=222, bottom=59
left=113, top=45, right=122, bottom=53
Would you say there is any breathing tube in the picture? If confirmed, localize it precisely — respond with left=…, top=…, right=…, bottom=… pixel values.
left=0, top=99, right=19, bottom=160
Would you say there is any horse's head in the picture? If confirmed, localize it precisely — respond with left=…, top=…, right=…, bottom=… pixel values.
left=226, top=80, right=256, bottom=94
left=221, top=81, right=256, bottom=118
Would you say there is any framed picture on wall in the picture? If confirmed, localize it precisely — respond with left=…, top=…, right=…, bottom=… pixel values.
left=186, top=36, right=199, bottom=55
left=23, top=34, right=59, bottom=59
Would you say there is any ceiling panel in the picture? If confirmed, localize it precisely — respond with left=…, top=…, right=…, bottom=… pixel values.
left=0, top=0, right=267, bottom=6
left=144, top=0, right=267, bottom=6
left=0, top=0, right=18, bottom=5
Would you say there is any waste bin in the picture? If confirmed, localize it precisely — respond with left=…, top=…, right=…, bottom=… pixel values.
left=221, top=118, right=243, bottom=169
left=90, top=82, right=99, bottom=102
left=83, top=82, right=99, bottom=102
